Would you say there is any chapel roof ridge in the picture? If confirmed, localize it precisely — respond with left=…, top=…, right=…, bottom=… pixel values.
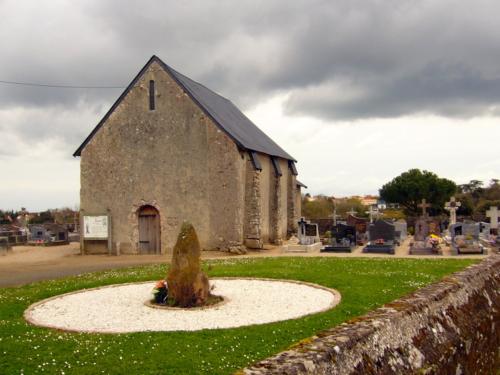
left=73, top=55, right=296, bottom=162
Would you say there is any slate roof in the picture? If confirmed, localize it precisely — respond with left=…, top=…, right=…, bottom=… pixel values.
left=74, top=55, right=296, bottom=161
left=296, top=180, right=308, bottom=189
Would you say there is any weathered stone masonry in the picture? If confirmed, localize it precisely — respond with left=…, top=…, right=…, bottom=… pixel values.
left=76, top=56, right=302, bottom=254
left=244, top=255, right=500, bottom=375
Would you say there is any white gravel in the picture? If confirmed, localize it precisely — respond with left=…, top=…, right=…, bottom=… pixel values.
left=25, top=278, right=340, bottom=333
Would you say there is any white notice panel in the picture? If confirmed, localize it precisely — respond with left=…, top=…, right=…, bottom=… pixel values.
left=83, top=216, right=109, bottom=239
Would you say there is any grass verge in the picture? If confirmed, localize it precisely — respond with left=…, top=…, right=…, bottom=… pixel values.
left=0, top=257, right=477, bottom=374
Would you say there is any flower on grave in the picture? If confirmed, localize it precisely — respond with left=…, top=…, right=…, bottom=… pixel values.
left=427, top=235, right=440, bottom=249
left=374, top=238, right=385, bottom=245
left=152, top=279, right=168, bottom=304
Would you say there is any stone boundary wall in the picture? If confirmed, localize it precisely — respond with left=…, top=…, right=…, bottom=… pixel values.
left=243, top=255, right=500, bottom=375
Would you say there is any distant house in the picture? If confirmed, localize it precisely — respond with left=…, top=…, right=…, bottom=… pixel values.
left=74, top=55, right=303, bottom=255
left=360, top=195, right=378, bottom=207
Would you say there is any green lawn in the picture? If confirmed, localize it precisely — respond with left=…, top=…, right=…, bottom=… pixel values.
left=0, top=257, right=477, bottom=374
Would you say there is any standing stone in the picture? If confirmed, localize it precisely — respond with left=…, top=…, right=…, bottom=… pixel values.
left=167, top=222, right=210, bottom=307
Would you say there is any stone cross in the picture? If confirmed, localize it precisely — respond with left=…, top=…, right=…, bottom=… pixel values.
left=298, top=217, right=308, bottom=237
left=331, top=201, right=341, bottom=226
left=331, top=210, right=341, bottom=227
left=347, top=208, right=357, bottom=217
left=418, top=199, right=431, bottom=217
left=444, top=197, right=461, bottom=225
left=365, top=206, right=378, bottom=223
left=486, top=206, right=499, bottom=230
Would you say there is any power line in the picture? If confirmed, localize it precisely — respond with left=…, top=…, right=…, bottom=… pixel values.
left=0, top=79, right=125, bottom=89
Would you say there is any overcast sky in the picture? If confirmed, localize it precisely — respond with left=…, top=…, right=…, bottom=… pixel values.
left=1, top=0, right=499, bottom=211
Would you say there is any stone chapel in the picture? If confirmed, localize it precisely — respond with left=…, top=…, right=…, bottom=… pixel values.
left=74, top=55, right=305, bottom=255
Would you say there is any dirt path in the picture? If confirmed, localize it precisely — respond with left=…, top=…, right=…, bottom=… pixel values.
left=0, top=241, right=492, bottom=287
left=0, top=244, right=246, bottom=287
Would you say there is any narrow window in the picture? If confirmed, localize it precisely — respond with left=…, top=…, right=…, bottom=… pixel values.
left=149, top=80, right=155, bottom=110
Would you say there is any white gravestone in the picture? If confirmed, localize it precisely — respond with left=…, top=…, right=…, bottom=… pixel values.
left=486, top=206, right=498, bottom=230
left=444, top=197, right=461, bottom=225
left=331, top=208, right=341, bottom=227
left=365, top=206, right=380, bottom=223
left=347, top=208, right=357, bottom=217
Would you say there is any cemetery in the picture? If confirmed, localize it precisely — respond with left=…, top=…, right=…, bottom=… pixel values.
left=4, top=198, right=497, bottom=373
left=1, top=56, right=499, bottom=374
left=1, top=173, right=499, bottom=373
left=27, top=223, right=69, bottom=246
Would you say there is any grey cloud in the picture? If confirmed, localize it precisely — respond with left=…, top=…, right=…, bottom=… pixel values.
left=1, top=0, right=500, bottom=130
left=285, top=62, right=500, bottom=119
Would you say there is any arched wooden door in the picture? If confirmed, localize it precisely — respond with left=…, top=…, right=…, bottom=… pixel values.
left=138, top=205, right=160, bottom=254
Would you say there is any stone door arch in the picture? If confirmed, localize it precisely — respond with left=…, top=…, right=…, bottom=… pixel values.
left=138, top=205, right=161, bottom=254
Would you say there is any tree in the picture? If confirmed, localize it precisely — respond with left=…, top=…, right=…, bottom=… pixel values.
left=29, top=210, right=54, bottom=224
left=334, top=198, right=366, bottom=217
left=301, top=195, right=333, bottom=219
left=379, top=169, right=457, bottom=216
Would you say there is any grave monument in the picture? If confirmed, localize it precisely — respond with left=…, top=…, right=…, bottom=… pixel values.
left=485, top=206, right=498, bottom=235
left=365, top=206, right=380, bottom=223
left=393, top=219, right=407, bottom=244
left=322, top=223, right=356, bottom=253
left=450, top=222, right=484, bottom=255
left=346, top=214, right=368, bottom=245
left=363, top=220, right=397, bottom=254
left=444, top=197, right=461, bottom=226
left=410, top=199, right=441, bottom=255
left=283, top=218, right=321, bottom=253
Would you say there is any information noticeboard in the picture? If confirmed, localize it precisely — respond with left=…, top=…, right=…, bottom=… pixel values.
left=83, top=215, right=109, bottom=239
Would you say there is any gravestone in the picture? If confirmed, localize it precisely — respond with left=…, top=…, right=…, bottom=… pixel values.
left=346, top=214, right=368, bottom=245
left=365, top=206, right=380, bottom=223
left=298, top=218, right=320, bottom=245
left=485, top=206, right=498, bottom=235
left=166, top=222, right=210, bottom=307
left=410, top=220, right=441, bottom=255
left=414, top=218, right=429, bottom=242
left=393, top=220, right=407, bottom=244
left=479, top=222, right=490, bottom=238
left=450, top=223, right=484, bottom=255
left=418, top=199, right=431, bottom=217
left=28, top=224, right=68, bottom=245
left=346, top=208, right=357, bottom=216
left=445, top=197, right=461, bottom=226
left=331, top=208, right=341, bottom=227
left=363, top=220, right=396, bottom=254
left=322, top=224, right=356, bottom=253
left=283, top=218, right=321, bottom=253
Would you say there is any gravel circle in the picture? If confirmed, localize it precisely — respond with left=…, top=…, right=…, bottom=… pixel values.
left=25, top=278, right=340, bottom=333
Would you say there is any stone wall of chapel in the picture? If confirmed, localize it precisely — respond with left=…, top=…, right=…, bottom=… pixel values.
left=278, top=158, right=290, bottom=239
left=258, top=154, right=271, bottom=243
left=80, top=61, right=243, bottom=254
